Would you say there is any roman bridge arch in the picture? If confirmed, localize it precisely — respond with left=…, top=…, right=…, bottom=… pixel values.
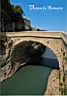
left=5, top=31, right=67, bottom=68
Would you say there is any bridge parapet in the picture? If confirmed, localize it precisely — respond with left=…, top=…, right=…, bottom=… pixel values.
left=61, top=32, right=67, bottom=45
left=6, top=31, right=61, bottom=38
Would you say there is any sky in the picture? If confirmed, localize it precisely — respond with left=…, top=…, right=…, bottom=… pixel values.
left=10, top=0, right=67, bottom=32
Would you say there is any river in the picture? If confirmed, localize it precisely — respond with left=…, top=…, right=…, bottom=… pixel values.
left=1, top=47, right=59, bottom=95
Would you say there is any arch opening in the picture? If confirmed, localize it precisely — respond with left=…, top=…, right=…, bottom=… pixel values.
left=11, top=40, right=59, bottom=69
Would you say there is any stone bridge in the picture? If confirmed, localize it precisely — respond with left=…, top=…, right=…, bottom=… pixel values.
left=5, top=31, right=67, bottom=68
left=1, top=31, right=67, bottom=94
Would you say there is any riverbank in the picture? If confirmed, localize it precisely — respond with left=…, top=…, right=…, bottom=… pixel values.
left=45, top=69, right=59, bottom=95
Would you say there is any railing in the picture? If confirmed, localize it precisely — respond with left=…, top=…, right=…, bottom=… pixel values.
left=61, top=33, right=67, bottom=46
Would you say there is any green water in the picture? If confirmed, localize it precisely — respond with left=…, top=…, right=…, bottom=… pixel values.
left=1, top=65, right=52, bottom=95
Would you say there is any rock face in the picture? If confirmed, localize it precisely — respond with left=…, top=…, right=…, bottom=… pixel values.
left=27, top=41, right=46, bottom=64
left=11, top=41, right=31, bottom=65
left=27, top=40, right=46, bottom=58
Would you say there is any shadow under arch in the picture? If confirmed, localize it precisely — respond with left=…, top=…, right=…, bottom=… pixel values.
left=10, top=39, right=60, bottom=69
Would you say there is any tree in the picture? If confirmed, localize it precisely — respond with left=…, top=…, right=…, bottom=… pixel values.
left=12, top=5, right=24, bottom=16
